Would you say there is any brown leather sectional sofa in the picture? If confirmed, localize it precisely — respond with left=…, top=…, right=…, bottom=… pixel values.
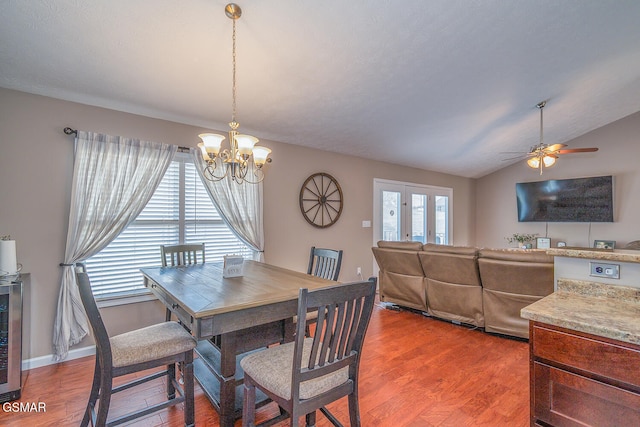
left=372, top=241, right=554, bottom=339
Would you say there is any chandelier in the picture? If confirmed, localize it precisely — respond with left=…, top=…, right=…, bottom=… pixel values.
left=198, top=3, right=272, bottom=184
left=526, top=101, right=557, bottom=172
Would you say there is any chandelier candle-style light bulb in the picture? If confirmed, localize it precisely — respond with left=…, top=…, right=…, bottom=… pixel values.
left=235, top=135, right=259, bottom=156
left=198, top=3, right=271, bottom=184
left=199, top=134, right=225, bottom=155
left=252, top=146, right=272, bottom=166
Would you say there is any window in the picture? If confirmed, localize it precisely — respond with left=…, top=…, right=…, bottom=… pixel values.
left=84, top=153, right=253, bottom=300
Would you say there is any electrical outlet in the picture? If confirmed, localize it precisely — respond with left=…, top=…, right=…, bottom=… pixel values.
left=356, top=267, right=362, bottom=276
left=590, top=262, right=620, bottom=279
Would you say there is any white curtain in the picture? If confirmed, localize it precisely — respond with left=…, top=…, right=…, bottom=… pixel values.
left=53, top=131, right=177, bottom=361
left=191, top=150, right=264, bottom=260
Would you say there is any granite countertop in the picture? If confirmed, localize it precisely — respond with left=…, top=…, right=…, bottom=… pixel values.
left=521, top=278, right=640, bottom=345
left=547, top=247, right=640, bottom=263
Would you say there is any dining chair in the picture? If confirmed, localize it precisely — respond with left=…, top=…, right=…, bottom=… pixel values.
left=303, top=246, right=344, bottom=336
left=241, top=278, right=377, bottom=427
left=75, top=268, right=197, bottom=427
left=160, top=243, right=205, bottom=267
left=307, top=246, right=343, bottom=281
left=161, top=243, right=205, bottom=321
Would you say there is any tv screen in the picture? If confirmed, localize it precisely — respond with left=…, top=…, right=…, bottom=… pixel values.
left=516, top=176, right=613, bottom=222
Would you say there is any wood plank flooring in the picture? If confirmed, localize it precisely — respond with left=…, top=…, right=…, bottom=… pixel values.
left=1, top=303, right=529, bottom=426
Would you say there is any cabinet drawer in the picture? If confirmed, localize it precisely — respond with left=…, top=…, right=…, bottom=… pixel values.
left=532, top=323, right=640, bottom=389
left=147, top=280, right=193, bottom=329
left=534, top=361, right=640, bottom=427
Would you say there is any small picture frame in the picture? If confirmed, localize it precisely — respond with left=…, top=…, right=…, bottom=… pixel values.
left=536, top=237, right=551, bottom=249
left=223, top=255, right=244, bottom=278
left=594, top=240, right=616, bottom=250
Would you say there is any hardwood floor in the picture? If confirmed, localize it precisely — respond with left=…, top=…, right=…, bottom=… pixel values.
left=1, top=303, right=529, bottom=426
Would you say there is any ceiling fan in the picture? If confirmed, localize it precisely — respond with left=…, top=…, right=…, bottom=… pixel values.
left=505, top=101, right=599, bottom=174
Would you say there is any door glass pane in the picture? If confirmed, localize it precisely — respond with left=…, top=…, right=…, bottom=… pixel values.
left=382, top=190, right=401, bottom=241
left=435, top=195, right=449, bottom=244
left=411, top=194, right=427, bottom=243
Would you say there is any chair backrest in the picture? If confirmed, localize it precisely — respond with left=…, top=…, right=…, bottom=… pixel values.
left=307, top=246, right=343, bottom=281
left=76, top=270, right=113, bottom=369
left=292, top=278, right=376, bottom=402
left=161, top=243, right=205, bottom=267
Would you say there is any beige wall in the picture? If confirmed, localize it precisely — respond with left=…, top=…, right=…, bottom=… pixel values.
left=0, top=88, right=475, bottom=361
left=263, top=140, right=476, bottom=280
left=476, top=111, right=640, bottom=249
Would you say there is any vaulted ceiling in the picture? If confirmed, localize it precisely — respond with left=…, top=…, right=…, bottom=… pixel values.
left=2, top=0, right=640, bottom=178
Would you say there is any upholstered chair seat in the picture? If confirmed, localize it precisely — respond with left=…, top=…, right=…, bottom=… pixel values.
left=110, top=322, right=197, bottom=368
left=241, top=337, right=349, bottom=401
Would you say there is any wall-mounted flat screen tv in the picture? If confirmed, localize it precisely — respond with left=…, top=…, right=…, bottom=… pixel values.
left=516, top=175, right=613, bottom=222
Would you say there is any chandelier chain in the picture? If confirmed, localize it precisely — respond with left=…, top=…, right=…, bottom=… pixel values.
left=231, top=17, right=237, bottom=124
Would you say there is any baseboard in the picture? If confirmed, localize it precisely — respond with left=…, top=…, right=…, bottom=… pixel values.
left=22, top=345, right=96, bottom=371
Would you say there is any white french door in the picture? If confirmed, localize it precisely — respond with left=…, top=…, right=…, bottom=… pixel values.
left=373, top=179, right=452, bottom=245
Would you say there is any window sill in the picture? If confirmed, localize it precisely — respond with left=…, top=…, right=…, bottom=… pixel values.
left=96, top=290, right=158, bottom=308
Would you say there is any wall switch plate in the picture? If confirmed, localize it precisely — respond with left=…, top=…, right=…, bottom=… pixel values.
left=590, top=262, right=620, bottom=279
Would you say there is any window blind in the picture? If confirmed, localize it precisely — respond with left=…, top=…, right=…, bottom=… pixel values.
left=85, top=155, right=253, bottom=299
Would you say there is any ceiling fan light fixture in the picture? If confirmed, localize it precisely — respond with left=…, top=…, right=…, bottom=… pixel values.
left=542, top=154, right=556, bottom=167
left=527, top=157, right=540, bottom=169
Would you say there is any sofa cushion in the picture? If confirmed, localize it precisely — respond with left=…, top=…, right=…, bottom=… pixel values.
left=420, top=245, right=480, bottom=286
left=478, top=248, right=554, bottom=339
left=427, top=279, right=484, bottom=327
left=372, top=245, right=427, bottom=311
left=482, top=290, right=541, bottom=338
left=478, top=249, right=553, bottom=296
left=420, top=245, right=484, bottom=327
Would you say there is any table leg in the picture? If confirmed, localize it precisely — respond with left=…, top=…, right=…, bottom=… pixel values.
left=219, top=331, right=238, bottom=427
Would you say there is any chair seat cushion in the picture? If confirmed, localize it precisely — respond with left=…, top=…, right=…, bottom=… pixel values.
left=240, top=338, right=348, bottom=400
left=110, top=321, right=196, bottom=368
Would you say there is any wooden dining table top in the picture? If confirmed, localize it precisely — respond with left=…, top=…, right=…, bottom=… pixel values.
left=140, top=260, right=335, bottom=320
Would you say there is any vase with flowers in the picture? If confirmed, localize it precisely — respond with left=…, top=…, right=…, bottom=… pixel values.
left=506, top=233, right=538, bottom=249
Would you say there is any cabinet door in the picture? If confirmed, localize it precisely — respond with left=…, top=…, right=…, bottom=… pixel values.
left=533, top=361, right=640, bottom=427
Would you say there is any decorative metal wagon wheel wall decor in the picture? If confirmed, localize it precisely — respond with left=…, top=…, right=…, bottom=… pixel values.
left=299, top=173, right=343, bottom=228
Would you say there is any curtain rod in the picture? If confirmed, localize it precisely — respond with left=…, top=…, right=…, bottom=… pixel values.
left=62, top=126, right=191, bottom=151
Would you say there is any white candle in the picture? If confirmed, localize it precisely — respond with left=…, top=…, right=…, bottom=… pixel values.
left=0, top=239, right=18, bottom=275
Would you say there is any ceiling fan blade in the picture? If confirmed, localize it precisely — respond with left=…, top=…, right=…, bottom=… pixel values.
left=557, top=148, right=599, bottom=154
left=545, top=143, right=567, bottom=153
left=501, top=154, right=529, bottom=161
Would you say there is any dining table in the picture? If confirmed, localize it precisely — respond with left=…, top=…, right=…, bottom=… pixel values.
left=140, top=260, right=335, bottom=427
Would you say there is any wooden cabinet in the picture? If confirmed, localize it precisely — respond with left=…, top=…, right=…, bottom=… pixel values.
left=530, top=322, right=640, bottom=426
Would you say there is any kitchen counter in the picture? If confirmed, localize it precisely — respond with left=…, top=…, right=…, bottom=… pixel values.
left=547, top=247, right=640, bottom=263
left=521, top=278, right=640, bottom=345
